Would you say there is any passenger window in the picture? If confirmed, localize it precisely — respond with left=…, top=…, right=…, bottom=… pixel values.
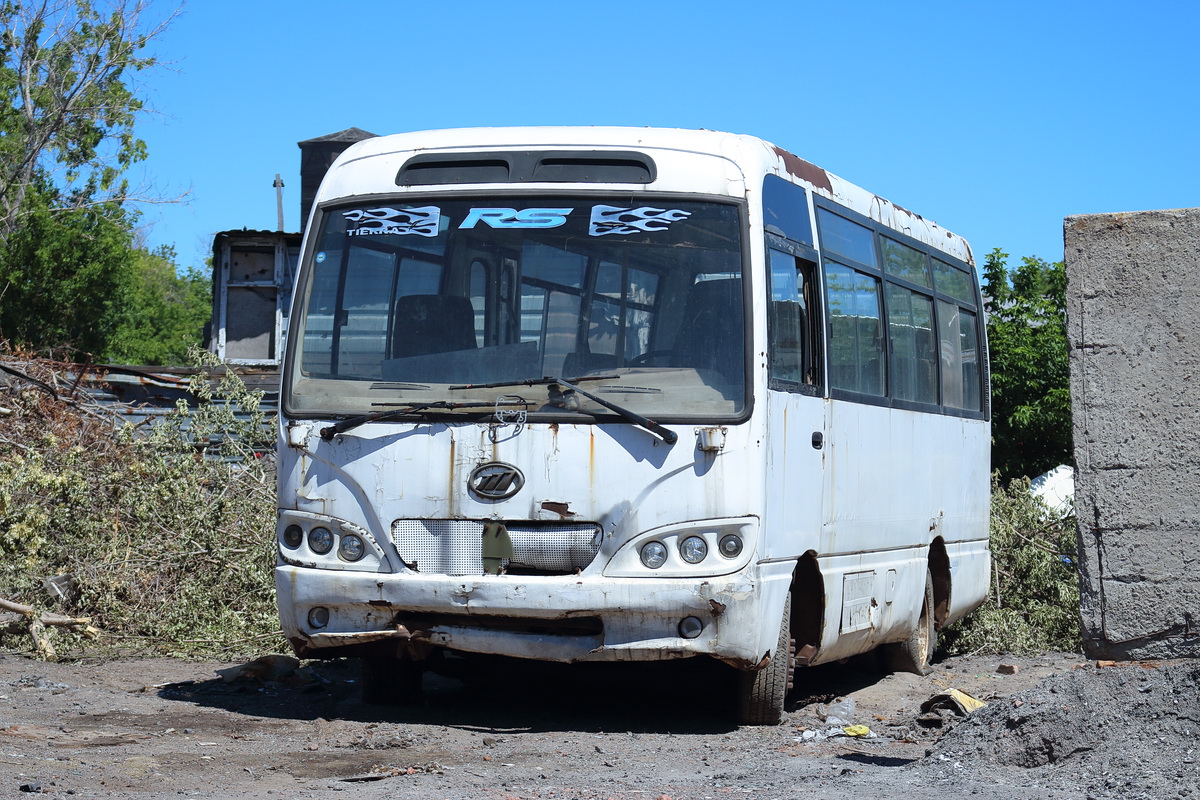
left=885, top=284, right=937, bottom=404
left=768, top=248, right=820, bottom=389
left=933, top=259, right=975, bottom=304
left=817, top=208, right=877, bottom=267
left=881, top=237, right=932, bottom=288
left=826, top=262, right=884, bottom=396
left=938, top=301, right=981, bottom=410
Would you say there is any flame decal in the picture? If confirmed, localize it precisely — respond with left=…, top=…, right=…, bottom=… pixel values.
left=343, top=206, right=441, bottom=237
left=589, top=205, right=692, bottom=236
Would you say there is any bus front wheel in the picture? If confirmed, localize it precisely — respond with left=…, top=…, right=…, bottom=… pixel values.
left=735, top=595, right=794, bottom=725
left=883, top=568, right=935, bottom=675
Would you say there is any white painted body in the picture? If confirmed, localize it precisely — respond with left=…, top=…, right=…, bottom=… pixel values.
left=275, top=127, right=991, bottom=673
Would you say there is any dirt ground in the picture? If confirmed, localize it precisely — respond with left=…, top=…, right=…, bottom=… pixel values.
left=1, top=646, right=1194, bottom=800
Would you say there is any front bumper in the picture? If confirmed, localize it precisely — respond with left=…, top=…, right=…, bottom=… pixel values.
left=276, top=561, right=793, bottom=669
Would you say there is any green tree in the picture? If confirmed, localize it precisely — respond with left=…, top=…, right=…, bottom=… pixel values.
left=0, top=0, right=171, bottom=245
left=0, top=175, right=136, bottom=355
left=983, top=248, right=1072, bottom=480
left=0, top=1, right=183, bottom=359
left=105, top=245, right=211, bottom=365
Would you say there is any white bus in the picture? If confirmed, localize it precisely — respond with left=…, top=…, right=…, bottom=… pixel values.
left=275, top=127, right=991, bottom=724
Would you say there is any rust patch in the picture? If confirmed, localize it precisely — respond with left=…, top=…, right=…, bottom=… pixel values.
left=773, top=147, right=833, bottom=193
left=885, top=196, right=924, bottom=222
left=541, top=500, right=573, bottom=518
left=287, top=636, right=314, bottom=658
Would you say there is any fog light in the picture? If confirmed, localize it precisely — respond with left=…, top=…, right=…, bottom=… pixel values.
left=308, top=606, right=330, bottom=629
left=678, top=616, right=704, bottom=639
left=679, top=535, right=708, bottom=564
left=718, top=533, right=743, bottom=559
left=282, top=524, right=303, bottom=548
left=639, top=541, right=668, bottom=569
left=338, top=533, right=366, bottom=562
left=308, top=526, right=334, bottom=554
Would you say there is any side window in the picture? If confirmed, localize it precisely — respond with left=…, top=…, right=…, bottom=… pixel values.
left=814, top=200, right=984, bottom=416
left=768, top=247, right=821, bottom=390
left=885, top=283, right=937, bottom=404
left=933, top=259, right=975, bottom=304
left=938, top=301, right=981, bottom=411
left=762, top=175, right=813, bottom=244
left=881, top=236, right=932, bottom=288
left=826, top=262, right=884, bottom=396
left=817, top=208, right=877, bottom=267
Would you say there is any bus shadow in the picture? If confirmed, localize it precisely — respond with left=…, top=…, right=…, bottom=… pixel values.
left=157, top=656, right=746, bottom=735
left=787, top=652, right=894, bottom=711
left=158, top=650, right=909, bottom=735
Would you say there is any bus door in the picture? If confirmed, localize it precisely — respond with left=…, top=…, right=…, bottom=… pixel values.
left=764, top=240, right=827, bottom=558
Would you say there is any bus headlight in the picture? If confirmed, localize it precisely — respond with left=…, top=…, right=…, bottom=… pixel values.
left=718, top=534, right=743, bottom=559
left=639, top=541, right=668, bottom=569
left=308, top=527, right=334, bottom=555
left=338, top=533, right=366, bottom=562
left=282, top=524, right=304, bottom=549
left=679, top=536, right=708, bottom=564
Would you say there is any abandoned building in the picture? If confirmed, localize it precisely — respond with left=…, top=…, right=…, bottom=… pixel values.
left=207, top=127, right=377, bottom=367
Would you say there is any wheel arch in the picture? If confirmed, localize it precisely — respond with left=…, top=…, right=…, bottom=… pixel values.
left=790, top=550, right=825, bottom=665
left=928, top=537, right=951, bottom=630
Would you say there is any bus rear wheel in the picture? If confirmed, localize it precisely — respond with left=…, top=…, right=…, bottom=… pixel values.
left=735, top=596, right=794, bottom=725
left=883, top=568, right=935, bottom=675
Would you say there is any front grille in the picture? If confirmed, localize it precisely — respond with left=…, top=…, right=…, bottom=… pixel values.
left=390, top=520, right=602, bottom=576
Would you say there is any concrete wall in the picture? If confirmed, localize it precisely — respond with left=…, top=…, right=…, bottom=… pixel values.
left=1065, top=208, right=1200, bottom=659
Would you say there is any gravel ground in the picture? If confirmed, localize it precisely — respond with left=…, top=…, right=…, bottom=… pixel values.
left=3, top=647, right=1190, bottom=800
left=922, top=658, right=1200, bottom=799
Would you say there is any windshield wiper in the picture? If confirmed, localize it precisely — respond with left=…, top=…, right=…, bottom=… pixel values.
left=450, top=376, right=677, bottom=446
left=448, top=374, right=619, bottom=390
left=319, top=400, right=524, bottom=441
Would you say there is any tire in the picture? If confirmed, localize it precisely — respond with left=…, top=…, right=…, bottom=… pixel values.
left=736, top=594, right=795, bottom=725
left=360, top=656, right=423, bottom=705
left=884, top=568, right=935, bottom=675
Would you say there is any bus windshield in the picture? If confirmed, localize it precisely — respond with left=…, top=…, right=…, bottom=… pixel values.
left=286, top=197, right=746, bottom=420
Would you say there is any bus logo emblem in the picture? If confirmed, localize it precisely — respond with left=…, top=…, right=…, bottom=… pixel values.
left=468, top=462, right=525, bottom=500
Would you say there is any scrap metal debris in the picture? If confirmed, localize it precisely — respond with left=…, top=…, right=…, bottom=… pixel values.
left=918, top=688, right=988, bottom=728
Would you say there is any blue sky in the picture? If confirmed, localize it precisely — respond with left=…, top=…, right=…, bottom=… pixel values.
left=133, top=0, right=1199, bottom=276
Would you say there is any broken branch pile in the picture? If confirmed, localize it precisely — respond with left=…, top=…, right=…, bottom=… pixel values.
left=0, top=347, right=281, bottom=661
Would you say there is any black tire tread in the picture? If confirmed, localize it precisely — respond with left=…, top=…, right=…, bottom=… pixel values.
left=736, top=596, right=794, bottom=725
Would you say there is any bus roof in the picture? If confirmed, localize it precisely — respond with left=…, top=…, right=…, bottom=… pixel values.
left=322, top=127, right=973, bottom=265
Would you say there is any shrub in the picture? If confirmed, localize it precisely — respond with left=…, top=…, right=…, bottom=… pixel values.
left=0, top=347, right=282, bottom=660
left=940, top=475, right=1082, bottom=655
